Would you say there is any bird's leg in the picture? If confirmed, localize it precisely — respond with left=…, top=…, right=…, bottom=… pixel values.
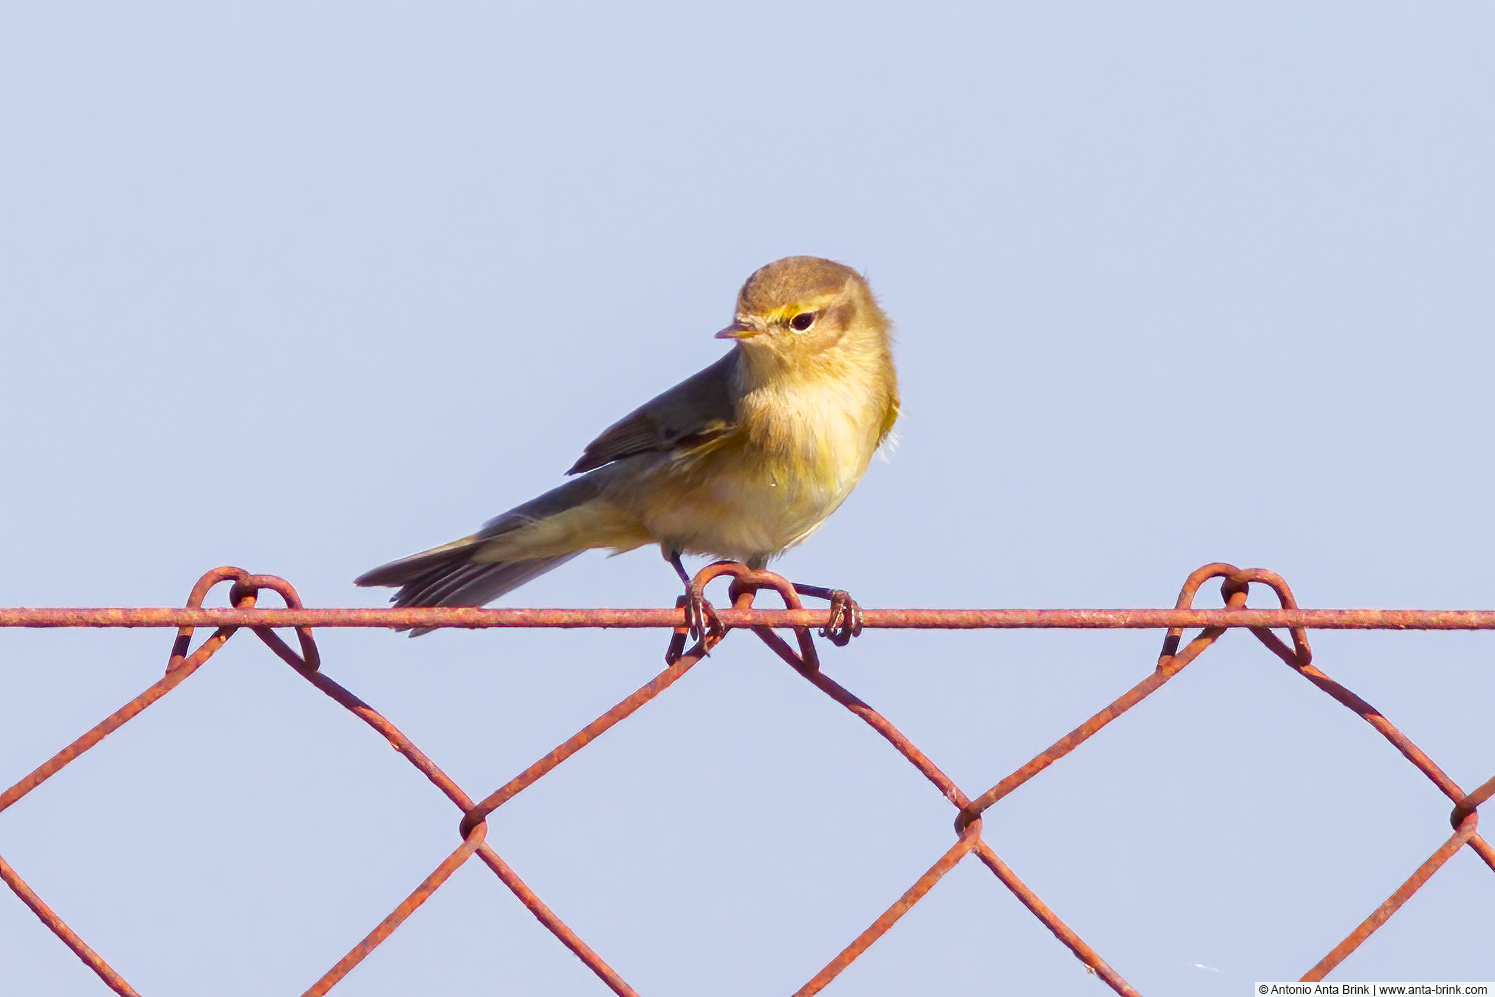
left=791, top=582, right=864, bottom=647
left=668, top=549, right=722, bottom=642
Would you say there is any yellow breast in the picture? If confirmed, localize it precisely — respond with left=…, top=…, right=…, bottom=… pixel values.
left=630, top=360, right=894, bottom=564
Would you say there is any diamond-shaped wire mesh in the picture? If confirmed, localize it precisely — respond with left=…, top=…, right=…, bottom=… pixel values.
left=2, top=562, right=1491, bottom=995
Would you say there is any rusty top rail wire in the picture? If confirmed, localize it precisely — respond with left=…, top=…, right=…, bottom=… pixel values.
left=1, top=561, right=1490, bottom=997
left=8, top=606, right=1495, bottom=629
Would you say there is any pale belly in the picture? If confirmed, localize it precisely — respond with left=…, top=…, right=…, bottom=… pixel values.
left=639, top=465, right=850, bottom=564
left=619, top=398, right=881, bottom=564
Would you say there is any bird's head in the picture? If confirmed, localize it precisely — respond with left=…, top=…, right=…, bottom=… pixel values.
left=716, top=256, right=890, bottom=370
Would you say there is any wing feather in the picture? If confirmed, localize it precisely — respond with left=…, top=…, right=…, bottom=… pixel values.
left=566, top=350, right=740, bottom=474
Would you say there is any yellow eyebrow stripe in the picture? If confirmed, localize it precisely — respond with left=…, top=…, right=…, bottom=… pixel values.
left=765, top=297, right=834, bottom=323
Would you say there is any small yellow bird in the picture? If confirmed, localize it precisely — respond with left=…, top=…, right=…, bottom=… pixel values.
left=356, top=256, right=899, bottom=638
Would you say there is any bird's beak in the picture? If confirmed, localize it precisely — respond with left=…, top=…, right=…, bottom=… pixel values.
left=715, top=321, right=760, bottom=340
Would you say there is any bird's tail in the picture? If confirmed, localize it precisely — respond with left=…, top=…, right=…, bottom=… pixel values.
left=355, top=475, right=619, bottom=634
left=356, top=543, right=584, bottom=611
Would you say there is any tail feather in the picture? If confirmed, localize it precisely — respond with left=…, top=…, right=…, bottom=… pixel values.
left=355, top=475, right=606, bottom=635
left=354, top=537, right=483, bottom=591
left=392, top=552, right=583, bottom=609
left=393, top=553, right=584, bottom=635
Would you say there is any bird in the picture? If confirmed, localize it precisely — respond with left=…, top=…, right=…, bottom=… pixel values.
left=356, top=255, right=899, bottom=640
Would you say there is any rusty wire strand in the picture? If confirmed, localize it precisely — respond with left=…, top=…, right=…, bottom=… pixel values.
left=1303, top=811, right=1482, bottom=983
left=1, top=561, right=1490, bottom=996
left=8, top=606, right=1495, bottom=629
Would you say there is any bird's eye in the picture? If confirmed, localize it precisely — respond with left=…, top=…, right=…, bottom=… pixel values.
left=789, top=311, right=816, bottom=332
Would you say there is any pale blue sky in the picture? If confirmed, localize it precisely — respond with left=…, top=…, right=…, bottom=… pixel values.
left=2, top=3, right=1492, bottom=995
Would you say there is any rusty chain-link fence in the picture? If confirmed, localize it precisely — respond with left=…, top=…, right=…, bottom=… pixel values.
left=2, top=560, right=1491, bottom=995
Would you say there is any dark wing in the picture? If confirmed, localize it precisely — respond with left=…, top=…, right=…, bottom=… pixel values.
left=566, top=350, right=740, bottom=474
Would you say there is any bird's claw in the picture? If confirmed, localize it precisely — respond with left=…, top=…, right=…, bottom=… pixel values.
left=685, top=586, right=724, bottom=642
left=820, top=589, right=863, bottom=646
left=666, top=586, right=725, bottom=663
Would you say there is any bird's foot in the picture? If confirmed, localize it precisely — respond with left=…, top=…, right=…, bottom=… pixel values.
left=684, top=583, right=724, bottom=642
left=793, top=583, right=864, bottom=647
left=665, top=584, right=725, bottom=664
left=823, top=589, right=864, bottom=646
left=667, top=550, right=724, bottom=642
